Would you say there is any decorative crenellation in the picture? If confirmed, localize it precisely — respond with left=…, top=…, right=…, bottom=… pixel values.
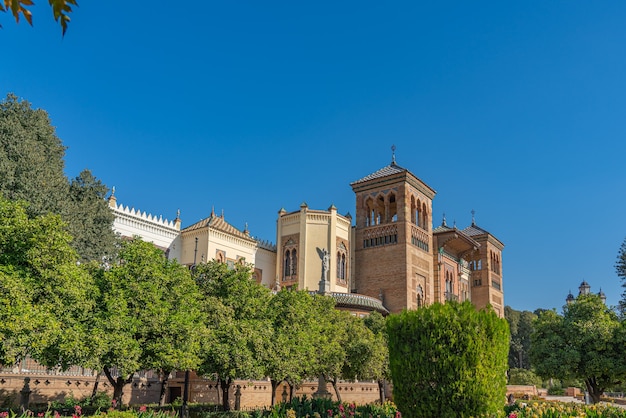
left=256, top=239, right=276, bottom=252
left=111, top=202, right=180, bottom=231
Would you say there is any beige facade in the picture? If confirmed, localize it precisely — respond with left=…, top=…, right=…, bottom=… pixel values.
left=276, top=203, right=351, bottom=293
left=179, top=209, right=277, bottom=286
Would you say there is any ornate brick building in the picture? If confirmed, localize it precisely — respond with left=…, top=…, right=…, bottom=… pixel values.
left=349, top=155, right=505, bottom=316
left=108, top=154, right=505, bottom=317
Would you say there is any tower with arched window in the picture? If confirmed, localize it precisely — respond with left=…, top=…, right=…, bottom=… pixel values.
left=276, top=202, right=352, bottom=292
left=462, top=217, right=505, bottom=317
left=351, top=157, right=436, bottom=313
left=432, top=216, right=479, bottom=306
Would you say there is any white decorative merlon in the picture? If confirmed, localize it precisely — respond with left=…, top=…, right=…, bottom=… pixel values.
left=110, top=201, right=180, bottom=251
left=113, top=203, right=180, bottom=230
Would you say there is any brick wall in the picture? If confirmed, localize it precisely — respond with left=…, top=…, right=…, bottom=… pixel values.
left=0, top=374, right=381, bottom=409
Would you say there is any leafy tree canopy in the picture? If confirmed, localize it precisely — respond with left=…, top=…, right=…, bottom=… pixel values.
left=530, top=295, right=626, bottom=403
left=505, top=306, right=536, bottom=370
left=1, top=0, right=77, bottom=34
left=193, top=261, right=272, bottom=410
left=94, top=238, right=204, bottom=405
left=265, top=288, right=319, bottom=405
left=0, top=196, right=97, bottom=369
left=0, top=94, right=116, bottom=261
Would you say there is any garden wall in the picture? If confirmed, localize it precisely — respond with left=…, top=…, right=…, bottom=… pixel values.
left=0, top=373, right=380, bottom=409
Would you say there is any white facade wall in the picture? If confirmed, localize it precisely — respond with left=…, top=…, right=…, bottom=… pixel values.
left=255, top=246, right=277, bottom=288
left=110, top=201, right=180, bottom=258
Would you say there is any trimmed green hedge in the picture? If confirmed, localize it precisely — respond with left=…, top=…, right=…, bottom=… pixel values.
left=387, top=301, right=509, bottom=418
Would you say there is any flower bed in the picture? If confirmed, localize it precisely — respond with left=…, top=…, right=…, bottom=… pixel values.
left=507, top=401, right=626, bottom=417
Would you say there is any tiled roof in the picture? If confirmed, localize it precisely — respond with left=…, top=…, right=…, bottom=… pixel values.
left=329, top=292, right=389, bottom=314
left=462, top=223, right=490, bottom=237
left=182, top=215, right=254, bottom=241
left=432, top=224, right=454, bottom=234
left=351, top=162, right=407, bottom=185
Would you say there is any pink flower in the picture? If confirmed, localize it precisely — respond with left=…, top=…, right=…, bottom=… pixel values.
left=139, top=405, right=147, bottom=413
left=54, top=411, right=60, bottom=418
left=508, top=414, right=517, bottom=418
left=395, top=411, right=401, bottom=418
left=37, top=413, right=44, bottom=417
left=74, top=405, right=82, bottom=416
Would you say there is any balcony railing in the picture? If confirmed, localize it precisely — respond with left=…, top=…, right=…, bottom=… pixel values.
left=445, top=292, right=458, bottom=302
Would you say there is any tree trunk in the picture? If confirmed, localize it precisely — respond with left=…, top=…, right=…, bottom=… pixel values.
left=377, top=380, right=385, bottom=404
left=216, top=376, right=221, bottom=406
left=270, top=379, right=280, bottom=406
left=91, top=372, right=101, bottom=400
left=288, top=382, right=295, bottom=402
left=159, top=369, right=171, bottom=406
left=221, top=377, right=232, bottom=411
left=103, top=366, right=133, bottom=408
left=330, top=378, right=341, bottom=403
left=585, top=377, right=604, bottom=404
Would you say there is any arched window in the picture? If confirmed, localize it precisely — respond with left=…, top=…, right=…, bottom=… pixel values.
left=416, top=284, right=424, bottom=308
left=416, top=199, right=422, bottom=228
left=389, top=193, right=397, bottom=223
left=365, top=198, right=375, bottom=227
left=283, top=248, right=297, bottom=280
left=336, top=245, right=347, bottom=283
left=284, top=250, right=291, bottom=278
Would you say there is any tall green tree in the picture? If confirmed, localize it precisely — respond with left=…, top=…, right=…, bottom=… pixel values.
left=94, top=238, right=204, bottom=406
left=0, top=93, right=67, bottom=217
left=193, top=261, right=272, bottom=411
left=340, top=314, right=385, bottom=400
left=265, top=288, right=318, bottom=405
left=0, top=94, right=116, bottom=262
left=387, top=302, right=509, bottom=418
left=308, top=295, right=346, bottom=402
left=362, top=311, right=390, bottom=403
left=67, top=169, right=117, bottom=262
left=0, top=196, right=98, bottom=369
left=530, top=295, right=626, bottom=403
left=505, top=306, right=536, bottom=370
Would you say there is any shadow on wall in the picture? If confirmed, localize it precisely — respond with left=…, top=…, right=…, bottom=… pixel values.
left=0, top=388, right=19, bottom=408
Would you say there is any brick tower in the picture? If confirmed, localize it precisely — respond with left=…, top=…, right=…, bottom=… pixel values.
left=350, top=152, right=436, bottom=313
left=462, top=212, right=505, bottom=317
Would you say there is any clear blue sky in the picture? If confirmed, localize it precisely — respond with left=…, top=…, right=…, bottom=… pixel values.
left=3, top=1, right=626, bottom=313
